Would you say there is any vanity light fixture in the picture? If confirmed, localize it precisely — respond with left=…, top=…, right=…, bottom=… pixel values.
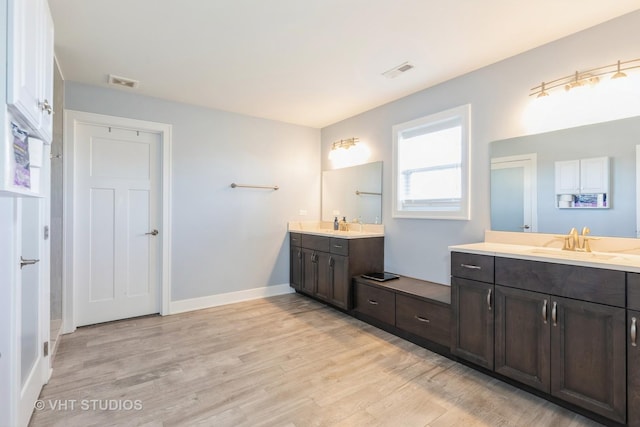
left=612, top=60, right=627, bottom=80
left=530, top=58, right=640, bottom=97
left=330, top=137, right=359, bottom=152
left=328, top=137, right=370, bottom=168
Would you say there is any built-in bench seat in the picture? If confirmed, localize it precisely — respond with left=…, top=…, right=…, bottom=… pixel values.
left=352, top=275, right=451, bottom=353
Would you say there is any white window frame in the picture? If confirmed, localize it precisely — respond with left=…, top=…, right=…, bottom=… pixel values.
left=392, top=104, right=471, bottom=220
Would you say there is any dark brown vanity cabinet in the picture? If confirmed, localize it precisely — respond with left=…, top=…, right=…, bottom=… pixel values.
left=354, top=275, right=451, bottom=348
left=494, top=257, right=626, bottom=424
left=550, top=296, right=625, bottom=423
left=451, top=252, right=495, bottom=370
left=289, top=233, right=303, bottom=290
left=494, top=285, right=550, bottom=392
left=628, top=274, right=640, bottom=427
left=290, top=233, right=383, bottom=310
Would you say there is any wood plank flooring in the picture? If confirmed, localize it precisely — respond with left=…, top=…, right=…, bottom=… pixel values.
left=30, top=293, right=601, bottom=426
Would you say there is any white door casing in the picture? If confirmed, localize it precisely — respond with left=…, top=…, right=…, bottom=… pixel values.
left=17, top=194, right=50, bottom=427
left=3, top=140, right=52, bottom=427
left=64, top=111, right=172, bottom=332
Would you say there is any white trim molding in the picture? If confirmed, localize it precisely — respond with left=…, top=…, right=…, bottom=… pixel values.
left=169, top=284, right=295, bottom=314
left=62, top=110, right=173, bottom=333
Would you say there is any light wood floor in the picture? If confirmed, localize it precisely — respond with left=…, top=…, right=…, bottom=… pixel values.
left=30, top=293, right=601, bottom=427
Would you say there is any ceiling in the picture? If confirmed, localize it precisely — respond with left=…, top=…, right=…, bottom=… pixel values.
left=49, top=0, right=640, bottom=129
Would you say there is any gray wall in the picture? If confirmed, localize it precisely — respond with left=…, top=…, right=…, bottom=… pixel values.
left=65, top=83, right=320, bottom=301
left=50, top=60, right=63, bottom=321
left=321, top=10, right=640, bottom=285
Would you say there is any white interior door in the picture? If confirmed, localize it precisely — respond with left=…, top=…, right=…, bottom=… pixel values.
left=75, top=123, right=161, bottom=326
left=490, top=154, right=537, bottom=233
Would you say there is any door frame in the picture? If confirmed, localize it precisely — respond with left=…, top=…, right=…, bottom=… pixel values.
left=490, top=153, right=538, bottom=233
left=63, top=110, right=172, bottom=333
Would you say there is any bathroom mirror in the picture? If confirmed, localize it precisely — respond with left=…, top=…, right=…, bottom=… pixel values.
left=322, top=161, right=382, bottom=224
left=490, top=115, right=640, bottom=237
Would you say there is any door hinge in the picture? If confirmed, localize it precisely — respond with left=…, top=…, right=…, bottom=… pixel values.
left=43, top=341, right=49, bottom=357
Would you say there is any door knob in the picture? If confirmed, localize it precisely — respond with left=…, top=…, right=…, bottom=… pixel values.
left=145, top=229, right=159, bottom=236
left=20, top=256, right=40, bottom=269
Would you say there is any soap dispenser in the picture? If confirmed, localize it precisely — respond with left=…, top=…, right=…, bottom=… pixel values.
left=334, top=216, right=339, bottom=230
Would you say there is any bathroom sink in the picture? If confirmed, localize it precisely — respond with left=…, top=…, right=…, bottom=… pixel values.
left=526, top=247, right=618, bottom=261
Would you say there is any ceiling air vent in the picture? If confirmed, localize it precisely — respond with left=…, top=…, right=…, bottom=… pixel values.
left=382, top=62, right=415, bottom=79
left=108, top=74, right=139, bottom=89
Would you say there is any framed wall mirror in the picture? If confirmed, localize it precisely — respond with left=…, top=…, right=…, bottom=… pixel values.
left=322, top=161, right=382, bottom=224
left=490, top=115, right=640, bottom=237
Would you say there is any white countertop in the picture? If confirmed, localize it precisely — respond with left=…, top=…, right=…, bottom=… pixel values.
left=450, top=241, right=640, bottom=273
left=288, top=221, right=384, bottom=239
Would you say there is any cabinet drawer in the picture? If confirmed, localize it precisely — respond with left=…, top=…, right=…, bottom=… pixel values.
left=396, top=294, right=450, bottom=347
left=301, top=234, right=330, bottom=252
left=495, top=257, right=625, bottom=308
left=330, top=238, right=348, bottom=256
left=629, top=273, right=640, bottom=311
left=290, top=233, right=302, bottom=247
left=451, top=252, right=494, bottom=283
left=355, top=282, right=395, bottom=325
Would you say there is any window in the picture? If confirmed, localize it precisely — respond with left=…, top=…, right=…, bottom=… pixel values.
left=392, top=104, right=470, bottom=219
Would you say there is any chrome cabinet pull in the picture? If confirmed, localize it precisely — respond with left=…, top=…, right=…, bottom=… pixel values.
left=20, top=256, right=40, bottom=269
left=297, top=250, right=301, bottom=259
left=542, top=299, right=548, bottom=324
left=487, top=289, right=492, bottom=310
left=552, top=301, right=558, bottom=326
left=328, top=256, right=334, bottom=267
left=145, top=229, right=159, bottom=236
left=333, top=244, right=343, bottom=248
left=39, top=99, right=53, bottom=115
left=414, top=315, right=430, bottom=323
left=461, top=264, right=481, bottom=270
left=632, top=317, right=637, bottom=347
left=368, top=299, right=378, bottom=305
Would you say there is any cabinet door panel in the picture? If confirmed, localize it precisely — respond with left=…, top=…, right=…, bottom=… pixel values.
left=301, top=249, right=316, bottom=295
left=494, top=286, right=550, bottom=393
left=329, top=254, right=349, bottom=310
left=315, top=251, right=331, bottom=302
left=289, top=247, right=303, bottom=290
left=451, top=277, right=494, bottom=369
left=629, top=310, right=640, bottom=427
left=550, top=297, right=626, bottom=423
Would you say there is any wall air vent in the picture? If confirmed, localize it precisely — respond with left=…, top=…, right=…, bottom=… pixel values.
left=108, top=74, right=139, bottom=89
left=382, top=62, right=415, bottom=79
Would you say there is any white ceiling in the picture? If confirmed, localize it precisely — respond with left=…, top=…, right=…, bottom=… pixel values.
left=49, top=0, right=640, bottom=128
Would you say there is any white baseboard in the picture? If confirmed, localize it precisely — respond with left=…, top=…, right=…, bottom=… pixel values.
left=169, top=283, right=295, bottom=315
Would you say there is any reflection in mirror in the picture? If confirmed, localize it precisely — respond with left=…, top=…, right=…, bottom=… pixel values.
left=491, top=154, right=537, bottom=232
left=322, top=161, right=382, bottom=224
left=490, top=116, right=640, bottom=237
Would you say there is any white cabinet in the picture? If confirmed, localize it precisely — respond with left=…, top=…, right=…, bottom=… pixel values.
left=555, top=160, right=580, bottom=195
left=1, top=0, right=54, bottom=197
left=7, top=0, right=54, bottom=142
left=555, top=157, right=609, bottom=208
left=580, top=157, right=609, bottom=194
